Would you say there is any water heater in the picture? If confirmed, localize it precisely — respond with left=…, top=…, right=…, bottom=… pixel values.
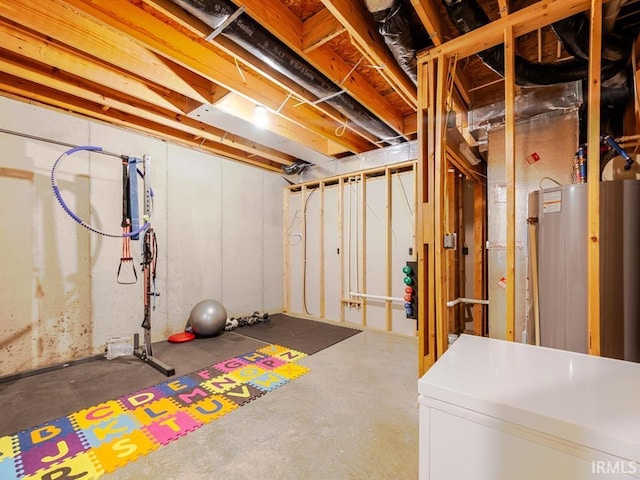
left=528, top=180, right=640, bottom=361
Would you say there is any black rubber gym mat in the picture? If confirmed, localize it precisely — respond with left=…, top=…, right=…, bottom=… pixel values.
left=0, top=333, right=264, bottom=436
left=232, top=313, right=362, bottom=355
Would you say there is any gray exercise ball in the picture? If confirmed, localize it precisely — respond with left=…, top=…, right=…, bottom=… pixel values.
left=188, top=299, right=227, bottom=337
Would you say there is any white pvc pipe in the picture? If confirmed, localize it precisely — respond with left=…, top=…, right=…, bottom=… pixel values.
left=350, top=291, right=405, bottom=303
left=446, top=297, right=489, bottom=307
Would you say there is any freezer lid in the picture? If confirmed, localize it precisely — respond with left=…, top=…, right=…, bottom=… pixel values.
left=418, top=334, right=640, bottom=460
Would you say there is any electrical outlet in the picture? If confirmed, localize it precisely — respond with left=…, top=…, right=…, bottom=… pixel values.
left=444, top=233, right=457, bottom=249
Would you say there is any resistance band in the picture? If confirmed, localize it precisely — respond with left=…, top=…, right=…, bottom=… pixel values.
left=117, top=157, right=137, bottom=284
left=51, top=146, right=151, bottom=238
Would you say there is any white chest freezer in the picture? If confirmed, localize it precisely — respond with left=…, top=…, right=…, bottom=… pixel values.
left=418, top=335, right=640, bottom=479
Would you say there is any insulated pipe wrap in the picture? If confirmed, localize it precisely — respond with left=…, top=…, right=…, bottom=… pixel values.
left=367, top=0, right=418, bottom=85
left=171, top=0, right=402, bottom=145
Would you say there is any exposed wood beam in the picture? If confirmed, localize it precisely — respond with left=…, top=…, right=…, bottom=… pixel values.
left=61, top=0, right=374, bottom=154
left=1, top=0, right=214, bottom=106
left=216, top=94, right=332, bottom=156
left=419, top=0, right=592, bottom=61
left=144, top=0, right=365, bottom=144
left=0, top=20, right=188, bottom=114
left=410, top=0, right=471, bottom=106
left=210, top=35, right=381, bottom=146
left=223, top=0, right=407, bottom=134
left=498, top=0, right=510, bottom=17
left=0, top=53, right=296, bottom=165
left=0, top=75, right=283, bottom=171
left=320, top=0, right=417, bottom=108
left=303, top=8, right=345, bottom=53
left=404, top=113, right=417, bottom=135
left=410, top=0, right=447, bottom=45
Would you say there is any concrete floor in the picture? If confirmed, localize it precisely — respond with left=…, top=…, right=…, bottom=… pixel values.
left=103, top=330, right=419, bottom=480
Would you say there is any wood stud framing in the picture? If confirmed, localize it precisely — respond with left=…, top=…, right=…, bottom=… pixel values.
left=416, top=0, right=604, bottom=372
left=283, top=162, right=416, bottom=335
left=504, top=24, right=516, bottom=342
left=587, top=0, right=603, bottom=356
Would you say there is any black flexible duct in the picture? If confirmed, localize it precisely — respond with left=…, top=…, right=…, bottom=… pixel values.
left=282, top=160, right=311, bottom=175
left=171, top=0, right=403, bottom=146
left=443, top=0, right=632, bottom=140
left=366, top=0, right=418, bottom=85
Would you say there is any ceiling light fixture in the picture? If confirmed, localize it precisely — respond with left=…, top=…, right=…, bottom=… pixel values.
left=254, top=105, right=268, bottom=128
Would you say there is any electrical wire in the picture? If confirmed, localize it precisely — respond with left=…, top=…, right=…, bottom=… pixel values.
left=538, top=176, right=562, bottom=189
left=302, top=188, right=316, bottom=315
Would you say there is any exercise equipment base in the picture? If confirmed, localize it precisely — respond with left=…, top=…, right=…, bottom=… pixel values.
left=134, top=333, right=175, bottom=376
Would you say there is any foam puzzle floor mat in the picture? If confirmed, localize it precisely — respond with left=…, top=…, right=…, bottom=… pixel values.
left=0, top=344, right=309, bottom=480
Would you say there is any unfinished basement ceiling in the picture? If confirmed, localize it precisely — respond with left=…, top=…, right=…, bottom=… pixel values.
left=0, top=0, right=639, bottom=172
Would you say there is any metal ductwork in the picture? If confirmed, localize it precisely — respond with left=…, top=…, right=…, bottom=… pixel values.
left=442, top=0, right=632, bottom=140
left=282, top=160, right=312, bottom=175
left=365, top=0, right=418, bottom=85
left=170, top=0, right=404, bottom=146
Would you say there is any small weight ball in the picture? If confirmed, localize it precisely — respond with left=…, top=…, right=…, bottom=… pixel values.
left=188, top=299, right=227, bottom=337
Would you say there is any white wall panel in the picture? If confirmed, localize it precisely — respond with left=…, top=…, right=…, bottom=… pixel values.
left=391, top=170, right=417, bottom=335
left=303, top=188, right=322, bottom=317
left=221, top=161, right=263, bottom=316
left=88, top=123, right=169, bottom=342
left=343, top=179, right=363, bottom=326
left=283, top=167, right=416, bottom=335
left=0, top=99, right=92, bottom=374
left=166, top=144, right=223, bottom=333
left=287, top=191, right=303, bottom=314
left=323, top=186, right=341, bottom=320
left=261, top=176, right=285, bottom=313
left=0, top=97, right=285, bottom=376
left=364, top=176, right=387, bottom=330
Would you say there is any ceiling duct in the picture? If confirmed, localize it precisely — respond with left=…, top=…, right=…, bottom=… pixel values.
left=442, top=0, right=632, bottom=140
left=365, top=0, right=418, bottom=85
left=170, top=0, right=404, bottom=146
